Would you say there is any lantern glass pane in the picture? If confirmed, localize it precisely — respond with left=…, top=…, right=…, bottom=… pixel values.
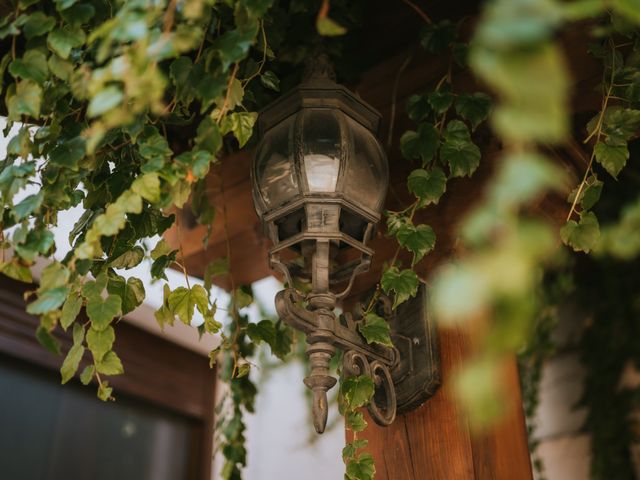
left=304, top=154, right=340, bottom=192
left=302, top=109, right=342, bottom=193
left=343, top=117, right=388, bottom=210
left=255, top=115, right=299, bottom=209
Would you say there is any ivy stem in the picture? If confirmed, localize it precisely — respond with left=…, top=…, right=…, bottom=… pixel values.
left=216, top=63, right=240, bottom=124
left=243, top=21, right=267, bottom=87
left=387, top=54, right=413, bottom=148
left=567, top=41, right=616, bottom=221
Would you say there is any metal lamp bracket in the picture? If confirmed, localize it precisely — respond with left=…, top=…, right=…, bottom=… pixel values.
left=275, top=283, right=441, bottom=433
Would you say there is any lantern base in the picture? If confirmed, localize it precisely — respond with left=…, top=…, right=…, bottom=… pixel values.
left=386, top=283, right=441, bottom=414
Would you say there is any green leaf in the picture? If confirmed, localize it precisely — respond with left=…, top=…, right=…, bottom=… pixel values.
left=395, top=223, right=436, bottom=265
left=358, top=312, right=393, bottom=347
left=110, top=246, right=144, bottom=269
left=260, top=70, right=280, bottom=91
left=316, top=17, right=347, bottom=36
left=235, top=362, right=251, bottom=378
left=13, top=192, right=43, bottom=221
left=400, top=123, right=439, bottom=164
left=234, top=288, right=253, bottom=309
left=221, top=112, right=257, bottom=148
left=15, top=229, right=54, bottom=262
left=86, top=294, right=122, bottom=331
left=340, top=375, right=375, bottom=409
left=96, top=350, right=124, bottom=375
left=407, top=168, right=447, bottom=206
left=9, top=50, right=49, bottom=85
left=82, top=273, right=107, bottom=299
left=594, top=141, right=628, bottom=179
left=60, top=295, right=83, bottom=330
left=35, top=325, right=61, bottom=355
left=8, top=80, right=42, bottom=120
left=40, top=262, right=70, bottom=290
left=568, top=175, right=603, bottom=211
left=455, top=93, right=492, bottom=130
left=381, top=267, right=419, bottom=308
left=345, top=453, right=376, bottom=480
left=428, top=89, right=453, bottom=114
left=151, top=239, right=175, bottom=260
left=342, top=439, right=368, bottom=460
left=23, top=13, right=56, bottom=39
left=214, top=25, right=259, bottom=71
left=406, top=94, right=431, bottom=122
left=0, top=259, right=32, bottom=283
left=87, top=85, right=123, bottom=117
left=613, top=0, right=640, bottom=23
left=196, top=117, right=223, bottom=154
left=138, top=127, right=172, bottom=169
left=49, top=137, right=86, bottom=169
left=345, top=411, right=367, bottom=432
left=441, top=121, right=480, bottom=177
left=247, top=320, right=277, bottom=346
left=97, top=381, right=113, bottom=401
left=61, top=343, right=85, bottom=384
left=168, top=285, right=209, bottom=325
left=80, top=365, right=95, bottom=385
left=86, top=325, right=115, bottom=362
left=420, top=20, right=456, bottom=53
left=107, top=275, right=144, bottom=315
left=27, top=286, right=69, bottom=314
left=132, top=173, right=161, bottom=203
left=561, top=212, right=600, bottom=253
left=47, top=26, right=85, bottom=59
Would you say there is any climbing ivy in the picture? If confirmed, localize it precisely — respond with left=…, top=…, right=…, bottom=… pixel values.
left=2, top=0, right=640, bottom=479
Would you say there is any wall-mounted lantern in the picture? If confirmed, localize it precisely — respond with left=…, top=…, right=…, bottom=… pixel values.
left=251, top=57, right=441, bottom=434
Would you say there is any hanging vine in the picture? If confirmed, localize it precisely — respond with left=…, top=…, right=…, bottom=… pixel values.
left=1, top=0, right=640, bottom=479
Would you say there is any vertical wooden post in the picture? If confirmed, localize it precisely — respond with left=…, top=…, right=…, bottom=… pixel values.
left=349, top=326, right=533, bottom=480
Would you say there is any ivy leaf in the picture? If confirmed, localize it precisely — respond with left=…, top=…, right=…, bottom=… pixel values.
left=196, top=117, right=223, bottom=154
left=441, top=121, right=480, bottom=177
left=406, top=94, right=431, bottom=122
left=568, top=175, right=603, bottom=211
left=260, top=70, right=280, bottom=91
left=40, top=262, right=70, bottom=290
left=395, top=223, right=436, bottom=265
left=168, top=285, right=209, bottom=325
left=341, top=375, right=375, bottom=409
left=9, top=50, right=49, bottom=85
left=15, top=229, right=55, bottom=262
left=107, top=276, right=145, bottom=315
left=214, top=25, right=259, bottom=71
left=455, top=93, right=492, bottom=130
left=235, top=362, right=251, bottom=378
left=23, top=12, right=56, bottom=39
left=47, top=26, right=85, bottom=59
left=138, top=127, right=172, bottom=169
left=594, top=141, right=628, bottom=179
left=110, top=246, right=145, bottom=269
left=61, top=343, right=85, bottom=384
left=316, top=17, right=347, bottom=36
left=80, top=365, right=95, bottom=385
left=27, top=286, right=69, bottom=314
left=271, top=326, right=293, bottom=360
left=400, top=123, right=439, bottom=164
left=407, top=168, right=447, bottom=206
left=86, top=325, right=115, bottom=362
left=60, top=294, right=83, bottom=330
left=420, top=20, right=456, bottom=53
left=13, top=192, right=43, bottom=221
left=0, top=258, right=32, bottom=283
left=345, top=411, right=367, bottom=432
left=95, top=350, right=124, bottom=375
left=428, top=89, right=453, bottom=114
left=86, top=294, right=122, bottom=331
left=345, top=453, right=376, bottom=480
left=151, top=239, right=175, bottom=260
left=613, top=0, right=640, bottom=23
left=49, top=137, right=86, bottom=169
left=381, top=267, right=419, bottom=308
left=82, top=273, right=108, bottom=299
left=35, top=325, right=61, bottom=355
left=97, top=381, right=113, bottom=401
left=132, top=173, right=161, bottom=203
left=8, top=80, right=42, bottom=120
left=358, top=312, right=393, bottom=347
left=561, top=212, right=600, bottom=253
left=221, top=112, right=257, bottom=148
left=87, top=85, right=123, bottom=117
left=247, top=320, right=277, bottom=346
left=342, top=439, right=368, bottom=460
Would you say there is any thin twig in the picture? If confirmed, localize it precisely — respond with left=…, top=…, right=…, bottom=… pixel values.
left=400, top=0, right=433, bottom=24
left=387, top=54, right=413, bottom=148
